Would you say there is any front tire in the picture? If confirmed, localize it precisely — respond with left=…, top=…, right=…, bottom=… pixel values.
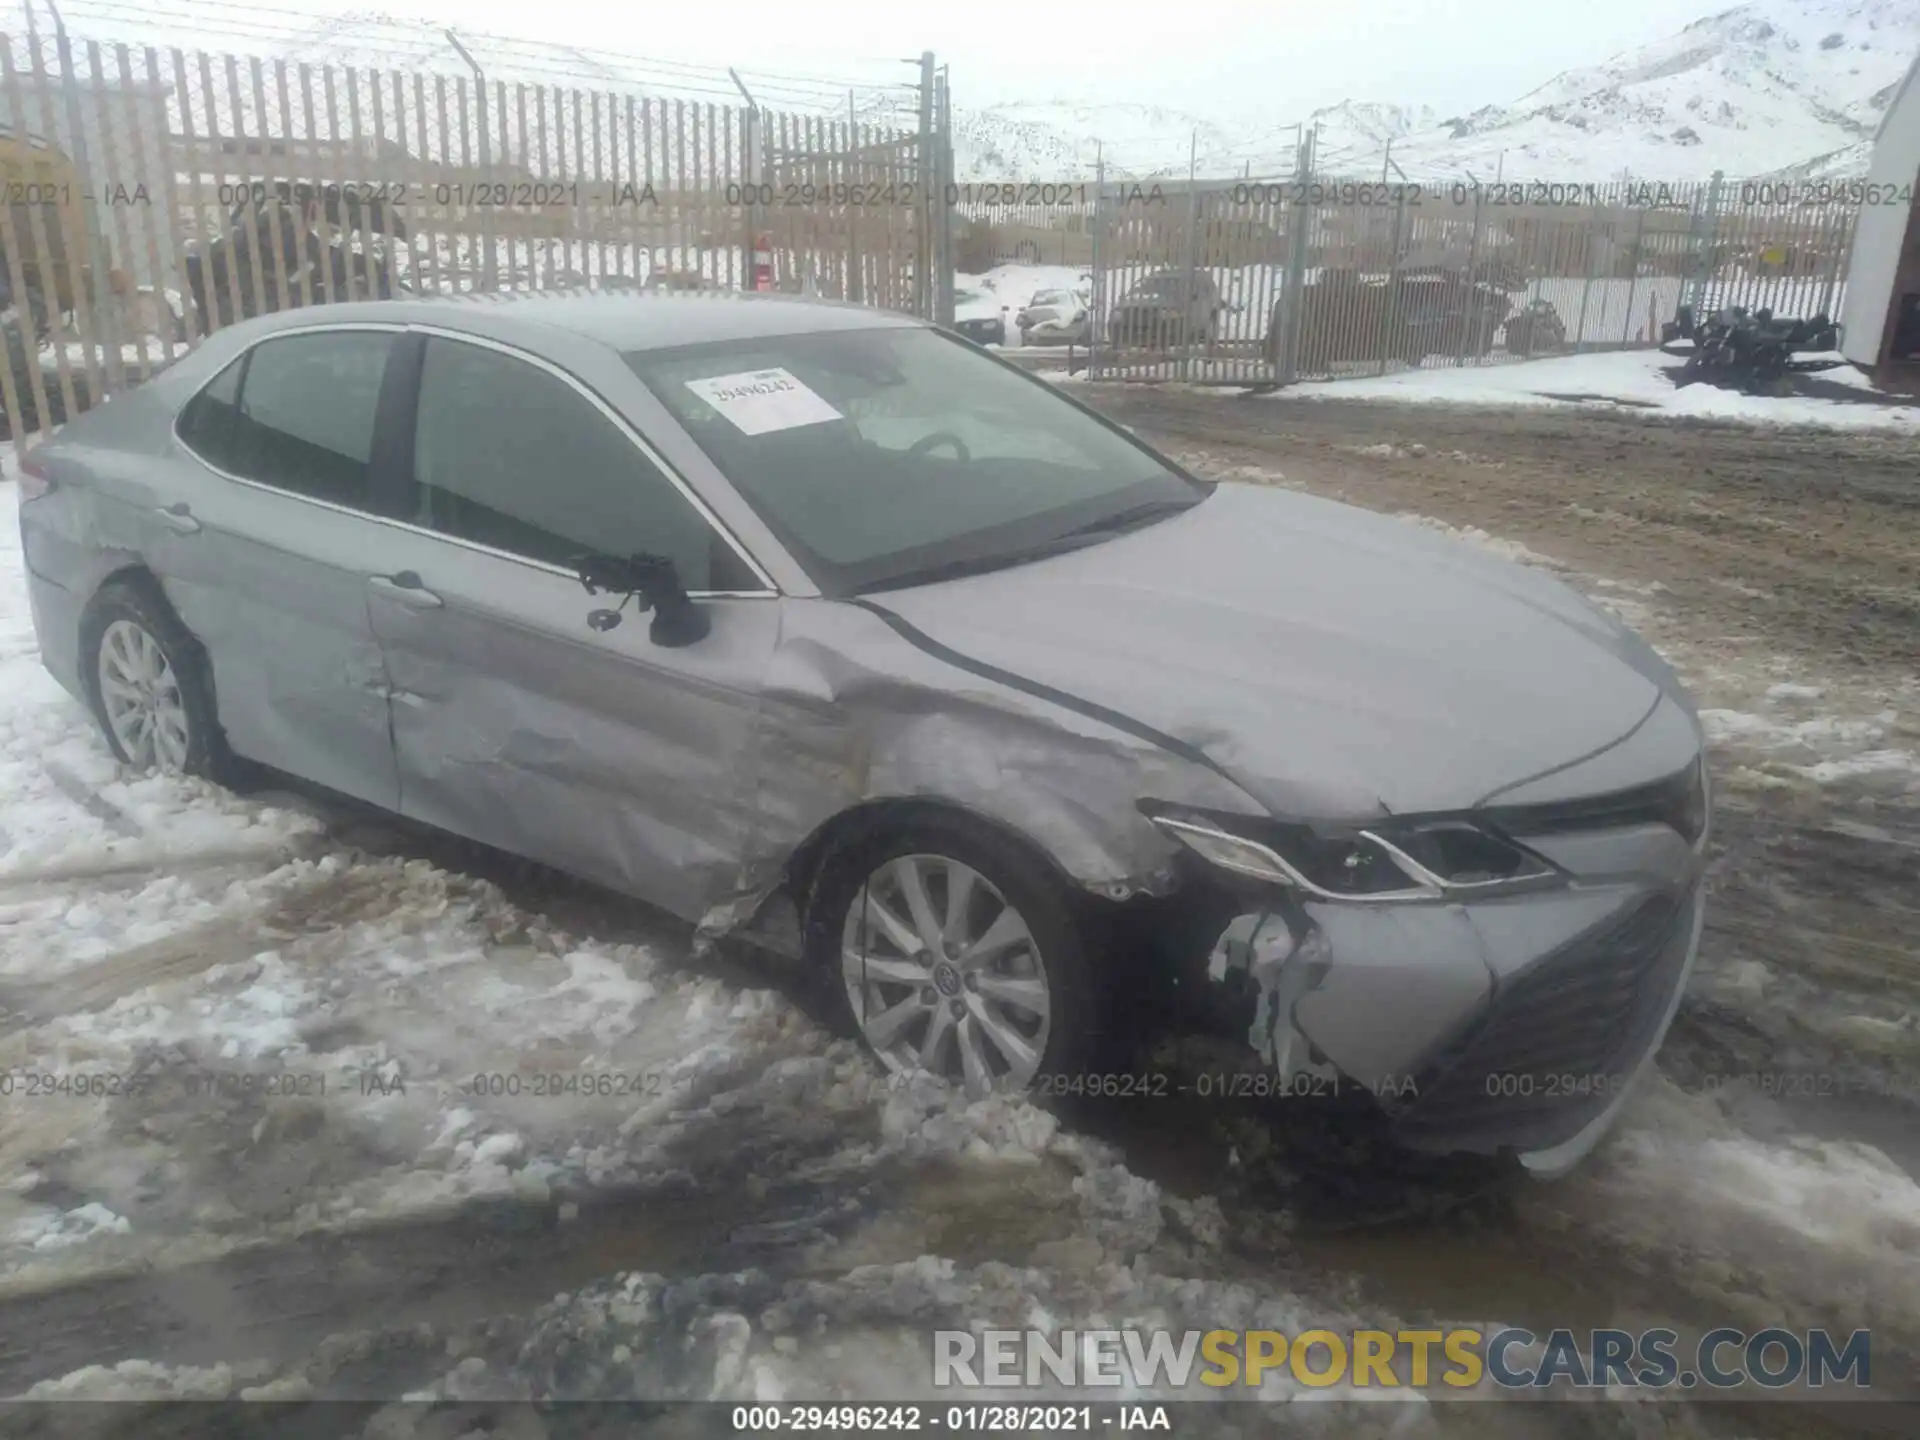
left=81, top=579, right=228, bottom=778
left=808, top=815, right=1098, bottom=1098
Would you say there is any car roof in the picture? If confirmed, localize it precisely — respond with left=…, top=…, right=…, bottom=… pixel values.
left=221, top=289, right=925, bottom=352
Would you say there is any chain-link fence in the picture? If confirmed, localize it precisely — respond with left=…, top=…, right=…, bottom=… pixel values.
left=0, top=27, right=938, bottom=449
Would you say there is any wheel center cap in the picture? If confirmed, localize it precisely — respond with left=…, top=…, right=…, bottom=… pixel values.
left=932, top=962, right=962, bottom=997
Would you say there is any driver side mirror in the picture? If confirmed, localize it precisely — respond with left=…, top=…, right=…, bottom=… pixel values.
left=577, top=552, right=711, bottom=648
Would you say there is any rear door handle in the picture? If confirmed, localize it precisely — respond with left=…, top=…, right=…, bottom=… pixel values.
left=154, top=502, right=201, bottom=535
left=368, top=571, right=444, bottom=609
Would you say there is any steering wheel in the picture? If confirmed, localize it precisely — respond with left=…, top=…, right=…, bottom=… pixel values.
left=906, top=430, right=971, bottom=463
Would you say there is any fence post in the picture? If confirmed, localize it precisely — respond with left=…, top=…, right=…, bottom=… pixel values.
left=1455, top=184, right=1484, bottom=367
left=1684, top=169, right=1723, bottom=316
left=1573, top=211, right=1600, bottom=354
left=1817, top=207, right=1847, bottom=320
left=1276, top=129, right=1314, bottom=386
left=1098, top=150, right=1113, bottom=378
left=1179, top=130, right=1199, bottom=383
left=1619, top=200, right=1647, bottom=346
left=1378, top=188, right=1406, bottom=376
left=729, top=70, right=763, bottom=300
left=443, top=31, right=497, bottom=292
left=51, top=9, right=125, bottom=398
left=934, top=68, right=953, bottom=327
left=914, top=50, right=934, bottom=319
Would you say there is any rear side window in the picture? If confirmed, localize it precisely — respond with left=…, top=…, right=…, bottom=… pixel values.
left=175, top=354, right=243, bottom=467
left=178, top=330, right=395, bottom=509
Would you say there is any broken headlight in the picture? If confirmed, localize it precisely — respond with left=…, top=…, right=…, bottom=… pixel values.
left=1141, top=805, right=1563, bottom=903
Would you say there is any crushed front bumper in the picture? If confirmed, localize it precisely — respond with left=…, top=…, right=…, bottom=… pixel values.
left=1176, top=813, right=1708, bottom=1179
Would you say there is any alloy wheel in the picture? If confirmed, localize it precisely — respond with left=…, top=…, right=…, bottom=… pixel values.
left=96, top=618, right=191, bottom=771
left=841, top=853, right=1052, bottom=1096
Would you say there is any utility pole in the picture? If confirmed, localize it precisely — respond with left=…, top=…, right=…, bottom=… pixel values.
left=445, top=30, right=497, bottom=291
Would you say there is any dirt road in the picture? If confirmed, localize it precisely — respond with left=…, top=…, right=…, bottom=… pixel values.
left=1084, top=389, right=1919, bottom=678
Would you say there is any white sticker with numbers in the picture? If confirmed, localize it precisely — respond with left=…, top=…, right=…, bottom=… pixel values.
left=684, top=368, right=842, bottom=436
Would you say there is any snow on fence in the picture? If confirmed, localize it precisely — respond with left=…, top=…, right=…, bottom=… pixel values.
left=0, top=30, right=934, bottom=448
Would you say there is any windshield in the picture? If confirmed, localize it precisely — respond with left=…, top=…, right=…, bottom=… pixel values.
left=627, top=326, right=1204, bottom=594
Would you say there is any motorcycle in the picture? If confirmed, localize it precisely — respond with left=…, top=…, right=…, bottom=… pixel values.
left=1659, top=304, right=1843, bottom=393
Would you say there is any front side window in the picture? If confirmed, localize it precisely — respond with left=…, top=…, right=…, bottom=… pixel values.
left=403, top=338, right=755, bottom=591
left=627, top=326, right=1204, bottom=594
left=178, top=330, right=395, bottom=509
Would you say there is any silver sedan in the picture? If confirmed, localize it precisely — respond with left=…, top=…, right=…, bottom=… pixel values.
left=17, top=292, right=1709, bottom=1176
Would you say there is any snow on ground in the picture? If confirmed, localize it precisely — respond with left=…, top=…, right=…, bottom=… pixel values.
left=1287, top=347, right=1920, bottom=431
left=0, top=472, right=1365, bottom=1375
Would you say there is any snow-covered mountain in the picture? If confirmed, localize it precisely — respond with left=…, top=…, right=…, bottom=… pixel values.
left=955, top=0, right=1920, bottom=182
left=950, top=102, right=1236, bottom=182
left=43, top=0, right=1920, bottom=184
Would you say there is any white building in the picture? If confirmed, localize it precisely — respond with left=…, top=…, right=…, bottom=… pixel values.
left=1839, top=50, right=1920, bottom=387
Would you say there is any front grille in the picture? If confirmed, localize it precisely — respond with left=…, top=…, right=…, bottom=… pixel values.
left=1393, top=887, right=1696, bottom=1153
left=1488, top=759, right=1708, bottom=848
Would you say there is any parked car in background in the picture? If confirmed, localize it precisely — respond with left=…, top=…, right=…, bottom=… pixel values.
left=1392, top=273, right=1512, bottom=364
left=1503, top=299, right=1568, bottom=357
left=19, top=292, right=1710, bottom=1180
left=1268, top=269, right=1514, bottom=373
left=951, top=287, right=1007, bottom=346
left=1016, top=288, right=1089, bottom=346
left=1109, top=270, right=1225, bottom=348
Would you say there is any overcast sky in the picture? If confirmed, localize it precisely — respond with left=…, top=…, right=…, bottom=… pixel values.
left=407, top=0, right=1698, bottom=115
left=53, top=0, right=1709, bottom=122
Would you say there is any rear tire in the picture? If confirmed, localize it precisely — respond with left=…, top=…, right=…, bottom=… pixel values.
left=80, top=578, right=231, bottom=780
left=806, top=813, right=1099, bottom=1098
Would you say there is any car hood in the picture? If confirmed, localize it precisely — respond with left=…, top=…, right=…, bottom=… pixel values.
left=871, top=482, right=1676, bottom=818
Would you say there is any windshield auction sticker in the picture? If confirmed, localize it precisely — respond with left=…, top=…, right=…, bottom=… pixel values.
left=685, top=368, right=841, bottom=436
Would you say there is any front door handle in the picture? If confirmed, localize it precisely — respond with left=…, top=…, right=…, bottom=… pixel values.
left=368, top=571, right=444, bottom=609
left=154, top=502, right=201, bottom=535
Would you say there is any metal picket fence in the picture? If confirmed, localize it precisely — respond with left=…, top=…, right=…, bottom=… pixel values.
left=1078, top=168, right=1864, bottom=386
left=0, top=28, right=937, bottom=450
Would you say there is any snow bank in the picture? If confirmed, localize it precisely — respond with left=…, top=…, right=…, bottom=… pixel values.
left=1287, top=348, right=1920, bottom=432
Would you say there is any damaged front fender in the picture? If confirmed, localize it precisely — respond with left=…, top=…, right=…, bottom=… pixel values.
left=697, top=596, right=1270, bottom=950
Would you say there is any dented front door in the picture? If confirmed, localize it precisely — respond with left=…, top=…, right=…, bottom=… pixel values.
left=364, top=331, right=781, bottom=920
left=366, top=555, right=779, bottom=917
